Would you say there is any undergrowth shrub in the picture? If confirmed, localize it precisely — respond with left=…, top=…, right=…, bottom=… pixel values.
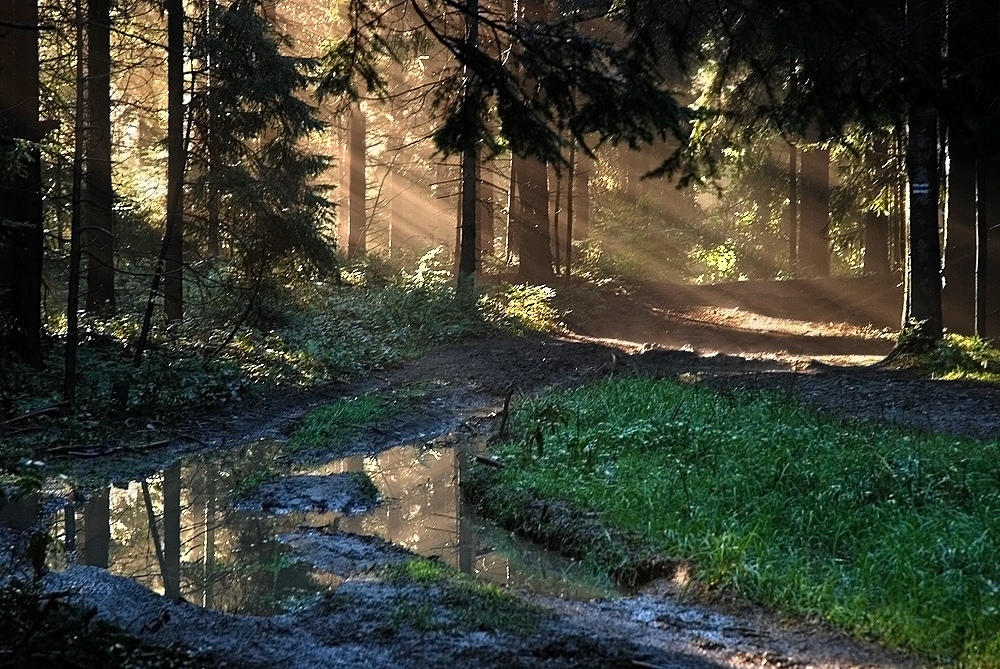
left=0, top=247, right=560, bottom=465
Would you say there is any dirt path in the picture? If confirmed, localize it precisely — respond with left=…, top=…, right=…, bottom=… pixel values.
left=25, top=286, right=1000, bottom=669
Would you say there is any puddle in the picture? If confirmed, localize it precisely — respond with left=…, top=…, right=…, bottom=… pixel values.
left=5, top=439, right=619, bottom=615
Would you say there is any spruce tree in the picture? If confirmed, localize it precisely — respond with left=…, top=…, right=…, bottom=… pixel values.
left=188, top=0, right=335, bottom=291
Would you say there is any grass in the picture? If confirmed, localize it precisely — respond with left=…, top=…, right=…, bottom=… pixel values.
left=481, top=376, right=1000, bottom=666
left=382, top=557, right=541, bottom=634
left=289, top=394, right=404, bottom=454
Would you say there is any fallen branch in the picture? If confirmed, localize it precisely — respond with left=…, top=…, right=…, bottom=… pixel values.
left=4, top=402, right=69, bottom=427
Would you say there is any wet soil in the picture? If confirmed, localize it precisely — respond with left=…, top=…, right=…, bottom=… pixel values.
left=14, top=278, right=998, bottom=668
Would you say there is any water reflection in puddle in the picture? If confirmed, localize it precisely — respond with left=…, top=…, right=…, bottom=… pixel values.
left=16, top=440, right=618, bottom=615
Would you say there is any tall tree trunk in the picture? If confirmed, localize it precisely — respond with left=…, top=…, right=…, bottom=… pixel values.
left=574, top=153, right=591, bottom=241
left=515, top=0, right=553, bottom=284
left=565, top=145, right=575, bottom=277
left=348, top=104, right=367, bottom=258
left=163, top=0, right=185, bottom=322
left=205, top=0, right=220, bottom=258
left=515, top=155, right=553, bottom=283
left=976, top=157, right=998, bottom=337
left=552, top=164, right=562, bottom=275
left=477, top=161, right=494, bottom=261
left=84, top=0, right=115, bottom=314
left=457, top=0, right=480, bottom=295
left=65, top=0, right=85, bottom=404
left=898, top=0, right=944, bottom=351
left=786, top=143, right=798, bottom=272
left=797, top=145, right=830, bottom=277
left=943, top=134, right=977, bottom=335
left=0, top=0, right=44, bottom=365
left=506, top=157, right=519, bottom=261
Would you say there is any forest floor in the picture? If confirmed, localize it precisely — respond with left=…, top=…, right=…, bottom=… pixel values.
left=26, top=279, right=1000, bottom=668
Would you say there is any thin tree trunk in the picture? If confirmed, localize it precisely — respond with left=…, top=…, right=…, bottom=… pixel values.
left=506, top=158, right=519, bottom=262
left=552, top=165, right=562, bottom=276
left=786, top=143, right=798, bottom=272
left=163, top=0, right=185, bottom=322
left=64, top=0, right=86, bottom=405
left=574, top=153, right=591, bottom=241
left=565, top=144, right=575, bottom=277
left=206, top=0, right=220, bottom=257
left=84, top=0, right=115, bottom=314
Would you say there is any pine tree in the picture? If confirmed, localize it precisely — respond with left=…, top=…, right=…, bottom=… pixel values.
left=188, top=0, right=335, bottom=287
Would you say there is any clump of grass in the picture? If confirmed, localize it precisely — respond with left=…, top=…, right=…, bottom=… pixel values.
left=483, top=377, right=1000, bottom=665
left=927, top=334, right=1000, bottom=381
left=289, top=395, right=403, bottom=454
left=382, top=558, right=541, bottom=634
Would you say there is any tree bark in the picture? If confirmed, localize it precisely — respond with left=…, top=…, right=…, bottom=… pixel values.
left=786, top=143, right=798, bottom=272
left=943, top=133, right=977, bottom=335
left=574, top=153, right=591, bottom=241
left=163, top=0, right=185, bottom=323
left=797, top=145, right=830, bottom=277
left=84, top=0, right=115, bottom=314
left=65, top=0, right=86, bottom=404
left=348, top=104, right=367, bottom=258
left=863, top=210, right=891, bottom=276
left=458, top=0, right=480, bottom=295
left=515, top=154, right=553, bottom=283
left=898, top=0, right=944, bottom=351
left=0, top=0, right=44, bottom=365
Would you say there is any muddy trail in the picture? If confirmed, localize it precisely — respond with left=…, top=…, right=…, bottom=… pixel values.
left=9, top=280, right=1000, bottom=669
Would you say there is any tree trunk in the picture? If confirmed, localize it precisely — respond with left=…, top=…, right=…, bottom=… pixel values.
left=797, top=145, right=830, bottom=277
left=515, top=155, right=553, bottom=283
left=976, top=157, right=998, bottom=337
left=515, top=0, right=553, bottom=283
left=84, top=0, right=115, bottom=314
left=477, top=161, right=494, bottom=261
left=786, top=143, right=798, bottom=272
left=65, top=0, right=86, bottom=404
left=863, top=210, right=891, bottom=276
left=898, top=0, right=944, bottom=351
left=457, top=0, right=480, bottom=295
left=943, top=134, right=977, bottom=335
left=163, top=0, right=185, bottom=323
left=0, top=0, right=44, bottom=365
left=565, top=145, right=575, bottom=277
left=348, top=104, right=367, bottom=258
left=574, top=153, right=591, bottom=241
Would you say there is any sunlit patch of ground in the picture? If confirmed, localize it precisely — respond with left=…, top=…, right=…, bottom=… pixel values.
left=671, top=306, right=896, bottom=341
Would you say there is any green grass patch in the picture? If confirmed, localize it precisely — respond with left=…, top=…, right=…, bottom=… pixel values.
left=290, top=394, right=405, bottom=454
left=484, top=377, right=1000, bottom=665
left=383, top=558, right=541, bottom=634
